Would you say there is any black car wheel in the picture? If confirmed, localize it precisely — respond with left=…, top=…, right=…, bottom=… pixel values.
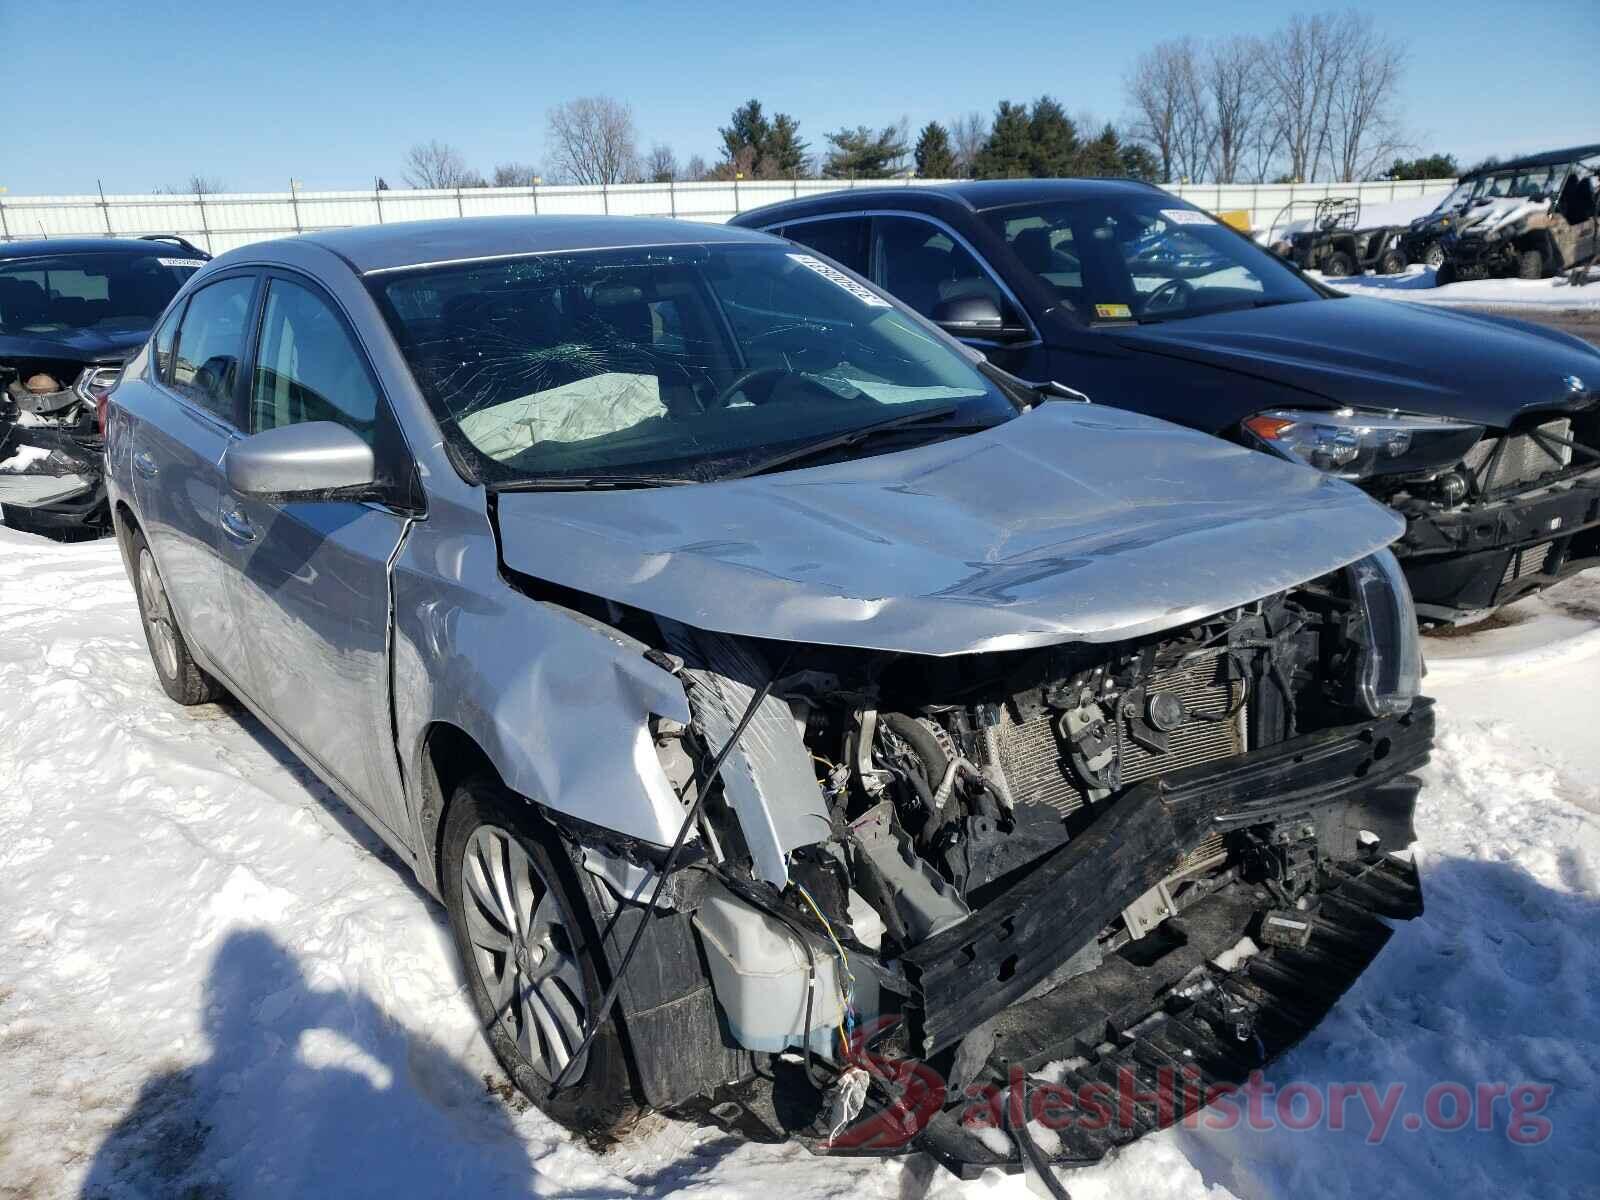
left=441, top=775, right=637, bottom=1135
left=127, top=525, right=224, bottom=706
left=1322, top=251, right=1357, bottom=277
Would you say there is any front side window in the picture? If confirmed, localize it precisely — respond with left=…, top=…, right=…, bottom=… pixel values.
left=171, top=276, right=255, bottom=422
left=152, top=302, right=185, bottom=385
left=778, top=218, right=870, bottom=275
left=872, top=216, right=1007, bottom=322
left=374, top=243, right=1014, bottom=485
left=987, top=196, right=1320, bottom=324
left=251, top=278, right=380, bottom=443
left=0, top=252, right=202, bottom=336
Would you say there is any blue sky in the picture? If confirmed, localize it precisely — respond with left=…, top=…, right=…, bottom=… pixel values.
left=3, top=0, right=1596, bottom=195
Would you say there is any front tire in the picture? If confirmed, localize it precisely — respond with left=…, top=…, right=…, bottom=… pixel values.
left=441, top=776, right=637, bottom=1135
left=1423, top=242, right=1446, bottom=270
left=1517, top=249, right=1546, bottom=280
left=1376, top=249, right=1406, bottom=275
left=127, top=526, right=223, bottom=706
left=1322, top=250, right=1357, bottom=277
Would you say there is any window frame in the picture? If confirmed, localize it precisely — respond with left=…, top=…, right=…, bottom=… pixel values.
left=765, top=209, right=1040, bottom=349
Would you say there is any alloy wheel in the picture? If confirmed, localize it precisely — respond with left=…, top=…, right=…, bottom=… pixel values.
left=460, top=825, right=590, bottom=1080
left=137, top=548, right=180, bottom=680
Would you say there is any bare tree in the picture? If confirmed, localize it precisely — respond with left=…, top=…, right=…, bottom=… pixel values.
left=1327, top=12, right=1407, bottom=181
left=950, top=111, right=989, bottom=178
left=491, top=162, right=539, bottom=187
left=545, top=96, right=639, bottom=186
left=1261, top=14, right=1343, bottom=182
left=157, top=175, right=227, bottom=195
left=1201, top=36, right=1267, bottom=184
left=1125, top=38, right=1206, bottom=182
left=645, top=144, right=679, bottom=183
left=683, top=154, right=709, bottom=182
left=403, top=140, right=471, bottom=189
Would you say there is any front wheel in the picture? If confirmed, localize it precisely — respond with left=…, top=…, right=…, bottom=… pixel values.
left=1517, top=249, right=1546, bottom=280
left=127, top=525, right=224, bottom=706
left=1322, top=250, right=1357, bottom=277
left=1376, top=249, right=1406, bottom=275
left=1423, top=242, right=1446, bottom=270
left=441, top=776, right=637, bottom=1135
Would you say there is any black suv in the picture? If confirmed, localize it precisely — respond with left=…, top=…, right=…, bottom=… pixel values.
left=732, top=179, right=1600, bottom=621
left=1, top=236, right=207, bottom=535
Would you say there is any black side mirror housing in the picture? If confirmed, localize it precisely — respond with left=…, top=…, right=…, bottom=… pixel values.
left=933, top=294, right=1030, bottom=343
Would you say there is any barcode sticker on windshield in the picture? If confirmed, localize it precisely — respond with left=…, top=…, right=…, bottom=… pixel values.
left=788, top=254, right=890, bottom=306
left=1159, top=209, right=1212, bottom=226
left=157, top=257, right=207, bottom=268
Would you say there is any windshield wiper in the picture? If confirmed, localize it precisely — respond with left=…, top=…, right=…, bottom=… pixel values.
left=719, top=403, right=969, bottom=480
left=489, top=473, right=699, bottom=492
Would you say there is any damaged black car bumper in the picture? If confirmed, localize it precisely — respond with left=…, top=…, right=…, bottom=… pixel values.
left=1394, top=465, right=1600, bottom=617
left=0, top=421, right=107, bottom=532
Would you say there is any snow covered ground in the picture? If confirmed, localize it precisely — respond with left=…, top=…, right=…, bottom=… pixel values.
left=1316, top=264, right=1600, bottom=312
left=2, top=525, right=1598, bottom=1200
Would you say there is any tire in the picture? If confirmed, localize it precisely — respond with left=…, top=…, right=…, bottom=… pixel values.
left=1434, top=262, right=1456, bottom=288
left=441, top=776, right=637, bottom=1135
left=127, top=525, right=224, bottom=706
left=1423, top=242, right=1446, bottom=270
left=1517, top=249, right=1545, bottom=280
left=1376, top=250, right=1406, bottom=275
left=1322, top=251, right=1357, bottom=278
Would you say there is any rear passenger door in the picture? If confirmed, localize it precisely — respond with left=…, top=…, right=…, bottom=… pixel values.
left=219, top=271, right=416, bottom=838
left=131, top=271, right=260, bottom=690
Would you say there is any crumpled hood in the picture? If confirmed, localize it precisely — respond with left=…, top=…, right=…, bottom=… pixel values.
left=1107, top=297, right=1600, bottom=428
left=1452, top=195, right=1542, bottom=236
left=0, top=324, right=150, bottom=364
left=494, top=404, right=1403, bottom=656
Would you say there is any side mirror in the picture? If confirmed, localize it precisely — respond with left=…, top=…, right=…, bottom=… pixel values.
left=932, top=294, right=1030, bottom=343
left=225, top=421, right=376, bottom=500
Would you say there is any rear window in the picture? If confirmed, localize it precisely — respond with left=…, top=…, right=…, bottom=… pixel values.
left=0, top=252, right=202, bottom=336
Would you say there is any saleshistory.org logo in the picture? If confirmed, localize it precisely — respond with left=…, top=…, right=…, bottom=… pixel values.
left=825, top=1019, right=1556, bottom=1150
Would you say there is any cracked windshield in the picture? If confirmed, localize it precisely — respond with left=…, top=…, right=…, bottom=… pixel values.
left=375, top=243, right=1015, bottom=485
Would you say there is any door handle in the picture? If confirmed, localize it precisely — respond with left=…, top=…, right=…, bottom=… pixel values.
left=220, top=504, right=255, bottom=544
left=132, top=450, right=158, bottom=479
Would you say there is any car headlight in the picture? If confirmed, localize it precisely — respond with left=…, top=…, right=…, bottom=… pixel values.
left=1244, top=408, right=1483, bottom=481
left=1346, top=549, right=1422, bottom=717
left=73, top=365, right=123, bottom=404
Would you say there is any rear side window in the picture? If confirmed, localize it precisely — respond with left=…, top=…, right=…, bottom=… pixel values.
left=872, top=216, right=1005, bottom=321
left=152, top=301, right=185, bottom=385
left=779, top=217, right=870, bottom=275
left=250, top=278, right=380, bottom=443
left=171, top=276, right=255, bottom=423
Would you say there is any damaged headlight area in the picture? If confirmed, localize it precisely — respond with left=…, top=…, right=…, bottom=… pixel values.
left=0, top=358, right=112, bottom=527
left=581, top=566, right=1433, bottom=1175
left=1244, top=407, right=1484, bottom=481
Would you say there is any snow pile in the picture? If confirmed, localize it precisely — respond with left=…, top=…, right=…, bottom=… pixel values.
left=1319, top=264, right=1600, bottom=311
left=2, top=526, right=1597, bottom=1199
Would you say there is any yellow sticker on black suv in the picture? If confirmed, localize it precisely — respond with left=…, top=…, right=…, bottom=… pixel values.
left=1095, top=303, right=1132, bottom=319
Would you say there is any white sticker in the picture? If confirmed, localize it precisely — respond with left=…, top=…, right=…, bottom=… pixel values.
left=157, top=257, right=206, bottom=269
left=787, top=254, right=890, bottom=306
left=1159, top=209, right=1213, bottom=226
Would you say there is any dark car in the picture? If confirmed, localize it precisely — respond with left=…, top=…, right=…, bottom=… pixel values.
left=1, top=236, right=207, bottom=535
left=732, top=179, right=1600, bottom=622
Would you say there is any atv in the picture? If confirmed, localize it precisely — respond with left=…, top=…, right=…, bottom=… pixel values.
left=1269, top=197, right=1406, bottom=278
left=1437, top=151, right=1600, bottom=286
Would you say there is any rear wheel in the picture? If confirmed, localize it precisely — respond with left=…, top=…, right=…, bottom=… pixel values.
left=1517, top=249, right=1546, bottom=280
left=441, top=776, right=637, bottom=1135
left=1376, top=249, right=1406, bottom=275
left=127, top=526, right=223, bottom=705
left=1322, top=250, right=1357, bottom=277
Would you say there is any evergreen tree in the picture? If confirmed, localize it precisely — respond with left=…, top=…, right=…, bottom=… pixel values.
left=822, top=124, right=908, bottom=179
left=1388, top=153, right=1458, bottom=180
left=913, top=121, right=956, bottom=178
left=1118, top=142, right=1162, bottom=182
left=1076, top=124, right=1125, bottom=177
left=1028, top=96, right=1079, bottom=177
left=719, top=99, right=772, bottom=169
left=768, top=113, right=810, bottom=178
left=973, top=101, right=1033, bottom=179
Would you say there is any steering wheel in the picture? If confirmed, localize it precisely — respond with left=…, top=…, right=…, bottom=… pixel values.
left=713, top=365, right=789, bottom=408
left=1143, top=278, right=1194, bottom=314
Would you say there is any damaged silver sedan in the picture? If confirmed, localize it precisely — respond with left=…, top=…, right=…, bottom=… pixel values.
left=103, top=216, right=1432, bottom=1186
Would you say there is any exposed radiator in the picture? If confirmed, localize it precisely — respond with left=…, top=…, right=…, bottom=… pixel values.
left=995, top=648, right=1248, bottom=819
left=1501, top=541, right=1554, bottom=587
left=1463, top=418, right=1572, bottom=492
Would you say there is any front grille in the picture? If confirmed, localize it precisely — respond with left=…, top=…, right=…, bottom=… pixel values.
left=995, top=648, right=1248, bottom=818
left=1463, top=418, right=1572, bottom=493
left=1501, top=541, right=1554, bottom=587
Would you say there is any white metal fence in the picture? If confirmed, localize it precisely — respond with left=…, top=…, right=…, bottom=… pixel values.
left=0, top=177, right=1456, bottom=254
